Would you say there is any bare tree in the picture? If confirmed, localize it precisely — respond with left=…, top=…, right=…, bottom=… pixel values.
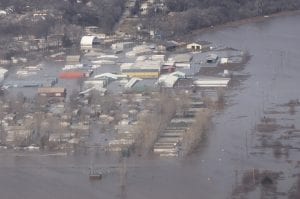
left=182, top=109, right=211, bottom=156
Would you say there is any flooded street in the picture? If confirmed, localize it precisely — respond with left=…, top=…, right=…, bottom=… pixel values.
left=1, top=14, right=300, bottom=199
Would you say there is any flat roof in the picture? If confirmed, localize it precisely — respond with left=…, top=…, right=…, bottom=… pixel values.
left=80, top=36, right=97, bottom=46
left=121, top=61, right=162, bottom=71
left=38, top=87, right=66, bottom=93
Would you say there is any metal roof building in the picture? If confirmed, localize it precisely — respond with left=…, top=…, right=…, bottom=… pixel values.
left=37, top=87, right=66, bottom=97
left=80, top=36, right=101, bottom=49
left=120, top=61, right=162, bottom=79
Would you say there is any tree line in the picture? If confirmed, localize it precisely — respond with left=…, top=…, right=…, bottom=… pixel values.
left=145, top=0, right=300, bottom=36
left=0, top=0, right=125, bottom=35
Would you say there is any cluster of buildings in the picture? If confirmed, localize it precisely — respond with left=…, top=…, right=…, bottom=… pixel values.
left=0, top=24, right=248, bottom=154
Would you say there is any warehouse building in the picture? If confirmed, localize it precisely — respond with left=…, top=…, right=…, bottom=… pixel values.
left=120, top=61, right=162, bottom=79
left=37, top=87, right=66, bottom=97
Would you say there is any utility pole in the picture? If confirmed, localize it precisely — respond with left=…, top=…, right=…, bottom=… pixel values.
left=119, top=153, right=128, bottom=199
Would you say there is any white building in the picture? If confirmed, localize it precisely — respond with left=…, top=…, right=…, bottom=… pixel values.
left=187, top=41, right=211, bottom=51
left=0, top=67, right=8, bottom=83
left=140, top=2, right=149, bottom=15
left=80, top=36, right=101, bottom=49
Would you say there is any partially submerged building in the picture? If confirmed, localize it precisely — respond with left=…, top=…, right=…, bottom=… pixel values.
left=193, top=77, right=231, bottom=88
left=65, top=55, right=81, bottom=65
left=170, top=54, right=193, bottom=69
left=121, top=61, right=162, bottom=78
left=83, top=79, right=108, bottom=89
left=187, top=41, right=211, bottom=51
left=111, top=42, right=134, bottom=53
left=0, top=67, right=8, bottom=83
left=80, top=36, right=101, bottom=49
left=37, top=87, right=66, bottom=98
left=206, top=54, right=219, bottom=63
left=157, top=71, right=186, bottom=88
left=4, top=125, right=34, bottom=146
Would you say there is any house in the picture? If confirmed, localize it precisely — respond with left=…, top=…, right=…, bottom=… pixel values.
left=0, top=67, right=8, bottom=83
left=49, top=132, right=74, bottom=142
left=187, top=41, right=211, bottom=51
left=37, top=87, right=66, bottom=98
left=158, top=41, right=180, bottom=52
left=121, top=61, right=162, bottom=79
left=206, top=54, right=219, bottom=63
left=46, top=34, right=63, bottom=49
left=65, top=55, right=81, bottom=65
left=4, top=125, right=33, bottom=146
left=140, top=2, right=149, bottom=15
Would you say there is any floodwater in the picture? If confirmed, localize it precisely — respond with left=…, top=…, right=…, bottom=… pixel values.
left=1, top=14, right=300, bottom=199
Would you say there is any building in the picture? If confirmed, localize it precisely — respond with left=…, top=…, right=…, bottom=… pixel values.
left=49, top=132, right=74, bottom=143
left=187, top=41, right=211, bottom=51
left=0, top=67, right=8, bottom=83
left=157, top=71, right=185, bottom=88
left=111, top=42, right=134, bottom=53
left=140, top=2, right=149, bottom=15
left=37, top=87, right=66, bottom=97
left=206, top=54, right=219, bottom=63
left=121, top=61, right=161, bottom=79
left=65, top=55, right=81, bottom=65
left=193, top=77, right=231, bottom=88
left=170, top=54, right=193, bottom=69
left=4, top=125, right=33, bottom=146
left=157, top=74, right=179, bottom=88
left=157, top=41, right=180, bottom=52
left=80, top=36, right=101, bottom=49
left=83, top=79, right=108, bottom=89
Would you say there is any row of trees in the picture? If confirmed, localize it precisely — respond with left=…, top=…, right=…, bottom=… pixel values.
left=0, top=0, right=125, bottom=36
